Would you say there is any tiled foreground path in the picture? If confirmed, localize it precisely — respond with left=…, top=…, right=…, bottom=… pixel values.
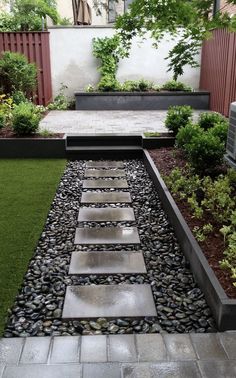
left=0, top=333, right=236, bottom=377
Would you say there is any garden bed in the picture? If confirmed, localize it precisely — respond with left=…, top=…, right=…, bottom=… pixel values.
left=75, top=91, right=210, bottom=111
left=145, top=148, right=236, bottom=330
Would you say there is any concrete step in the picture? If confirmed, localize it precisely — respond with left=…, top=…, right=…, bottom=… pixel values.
left=74, top=227, right=140, bottom=245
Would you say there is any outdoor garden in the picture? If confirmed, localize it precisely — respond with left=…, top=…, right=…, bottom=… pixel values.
left=1, top=0, right=236, bottom=342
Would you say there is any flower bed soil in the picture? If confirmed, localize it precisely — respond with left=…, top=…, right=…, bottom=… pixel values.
left=0, top=127, right=64, bottom=139
left=149, top=147, right=236, bottom=299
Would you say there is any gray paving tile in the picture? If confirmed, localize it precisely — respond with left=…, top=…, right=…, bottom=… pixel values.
left=150, top=362, right=202, bottom=378
left=69, top=251, right=147, bottom=275
left=219, top=332, right=236, bottom=359
left=190, top=333, right=227, bottom=360
left=108, top=335, right=137, bottom=362
left=81, top=192, right=132, bottom=204
left=3, top=364, right=82, bottom=378
left=50, top=336, right=80, bottom=363
left=20, top=337, right=51, bottom=364
left=83, top=179, right=128, bottom=189
left=0, top=364, right=5, bottom=378
left=198, top=360, right=236, bottom=378
left=0, top=338, right=24, bottom=364
left=62, top=285, right=157, bottom=319
left=85, top=169, right=126, bottom=178
left=80, top=335, right=107, bottom=362
left=86, top=161, right=124, bottom=168
left=74, top=227, right=140, bottom=245
left=78, top=207, right=135, bottom=222
left=136, top=334, right=166, bottom=362
left=164, top=334, right=196, bottom=361
left=83, top=363, right=121, bottom=378
left=122, top=364, right=151, bottom=378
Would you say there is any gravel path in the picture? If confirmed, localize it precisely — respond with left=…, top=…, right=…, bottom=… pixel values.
left=4, top=160, right=216, bottom=337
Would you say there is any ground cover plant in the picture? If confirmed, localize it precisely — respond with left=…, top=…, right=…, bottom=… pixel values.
left=0, top=159, right=66, bottom=334
left=149, top=110, right=236, bottom=296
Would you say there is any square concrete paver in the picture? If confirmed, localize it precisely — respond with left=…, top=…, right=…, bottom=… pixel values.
left=136, top=334, right=167, bottom=362
left=198, top=360, right=236, bottom=378
left=86, top=161, right=124, bottom=168
left=62, top=285, right=157, bottom=319
left=0, top=338, right=24, bottom=364
left=83, top=364, right=121, bottom=378
left=81, top=192, right=131, bottom=204
left=83, top=179, right=128, bottom=189
left=74, top=227, right=140, bottom=245
left=122, top=362, right=201, bottom=378
left=164, top=334, right=196, bottom=361
left=108, top=335, right=137, bottom=362
left=3, top=364, right=82, bottom=378
left=81, top=336, right=107, bottom=362
left=49, top=336, right=80, bottom=363
left=85, top=169, right=126, bottom=178
left=78, top=208, right=135, bottom=222
left=69, top=251, right=147, bottom=275
left=20, top=337, right=51, bottom=364
left=219, top=332, right=236, bottom=359
left=190, top=333, right=227, bottom=360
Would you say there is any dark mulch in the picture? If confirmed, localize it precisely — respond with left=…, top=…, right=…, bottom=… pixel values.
left=149, top=147, right=236, bottom=299
left=0, top=127, right=64, bottom=139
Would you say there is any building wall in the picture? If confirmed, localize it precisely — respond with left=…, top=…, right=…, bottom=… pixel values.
left=220, top=0, right=236, bottom=14
left=49, top=26, right=201, bottom=98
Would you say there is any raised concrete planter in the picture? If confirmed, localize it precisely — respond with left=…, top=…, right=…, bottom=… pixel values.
left=75, top=91, right=210, bottom=111
left=0, top=138, right=66, bottom=158
left=143, top=150, right=236, bottom=331
left=142, top=135, right=175, bottom=149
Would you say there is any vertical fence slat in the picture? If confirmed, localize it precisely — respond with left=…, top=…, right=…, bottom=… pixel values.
left=200, top=29, right=236, bottom=117
left=0, top=32, right=52, bottom=106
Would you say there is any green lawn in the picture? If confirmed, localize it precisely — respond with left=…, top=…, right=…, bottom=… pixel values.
left=0, top=159, right=66, bottom=335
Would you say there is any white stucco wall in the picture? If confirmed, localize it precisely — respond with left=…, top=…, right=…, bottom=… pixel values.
left=49, top=27, right=201, bottom=99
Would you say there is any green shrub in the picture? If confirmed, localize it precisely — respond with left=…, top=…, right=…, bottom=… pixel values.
left=121, top=79, right=153, bottom=92
left=0, top=112, right=5, bottom=129
left=165, top=105, right=193, bottom=135
left=12, top=90, right=28, bottom=105
left=162, top=80, right=192, bottom=92
left=12, top=102, right=40, bottom=135
left=97, top=76, right=121, bottom=92
left=187, top=133, right=225, bottom=174
left=208, top=122, right=229, bottom=143
left=48, top=84, right=69, bottom=110
left=0, top=51, right=37, bottom=97
left=198, top=112, right=227, bottom=130
left=176, top=123, right=201, bottom=151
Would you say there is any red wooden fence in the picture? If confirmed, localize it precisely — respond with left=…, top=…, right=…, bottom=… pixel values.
left=200, top=29, right=236, bottom=117
left=0, top=32, right=52, bottom=106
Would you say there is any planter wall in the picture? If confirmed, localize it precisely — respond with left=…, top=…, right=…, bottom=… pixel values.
left=75, top=92, right=210, bottom=111
left=143, top=150, right=236, bottom=331
left=0, top=138, right=66, bottom=158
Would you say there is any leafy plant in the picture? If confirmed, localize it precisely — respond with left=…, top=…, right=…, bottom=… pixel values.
left=0, top=112, right=5, bottom=129
left=187, top=133, right=225, bottom=174
left=85, top=84, right=95, bottom=93
left=165, top=105, right=193, bottom=135
left=176, top=123, right=201, bottom=151
left=208, top=122, right=229, bottom=144
left=0, top=52, right=37, bottom=97
left=198, top=112, right=228, bottom=130
left=144, top=132, right=160, bottom=137
left=12, top=102, right=40, bottom=135
left=121, top=79, right=153, bottom=92
left=97, top=76, right=121, bottom=92
left=48, top=84, right=69, bottom=110
left=12, top=91, right=28, bottom=105
left=39, top=128, right=55, bottom=137
left=193, top=223, right=213, bottom=242
left=162, top=80, right=192, bottom=92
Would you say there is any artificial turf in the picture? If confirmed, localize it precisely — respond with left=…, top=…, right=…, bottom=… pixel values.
left=0, top=159, right=66, bottom=335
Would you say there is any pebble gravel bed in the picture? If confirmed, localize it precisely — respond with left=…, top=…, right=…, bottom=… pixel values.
left=4, top=160, right=216, bottom=337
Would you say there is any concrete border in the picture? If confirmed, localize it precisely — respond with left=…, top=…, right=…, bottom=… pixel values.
left=0, top=138, right=66, bottom=158
left=75, top=92, right=210, bottom=110
left=143, top=149, right=236, bottom=331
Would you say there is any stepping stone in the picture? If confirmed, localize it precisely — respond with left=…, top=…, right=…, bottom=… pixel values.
left=62, top=284, right=157, bottom=319
left=78, top=208, right=135, bottom=222
left=83, top=179, right=128, bottom=189
left=86, top=161, right=124, bottom=168
left=81, top=192, right=132, bottom=204
left=69, top=251, right=147, bottom=275
left=85, top=169, right=126, bottom=178
left=74, top=227, right=140, bottom=245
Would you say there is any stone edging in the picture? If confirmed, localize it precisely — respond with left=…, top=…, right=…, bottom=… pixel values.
left=143, top=149, right=236, bottom=331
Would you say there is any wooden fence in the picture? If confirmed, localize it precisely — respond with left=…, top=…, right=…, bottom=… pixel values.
left=200, top=29, right=236, bottom=117
left=0, top=32, right=52, bottom=106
